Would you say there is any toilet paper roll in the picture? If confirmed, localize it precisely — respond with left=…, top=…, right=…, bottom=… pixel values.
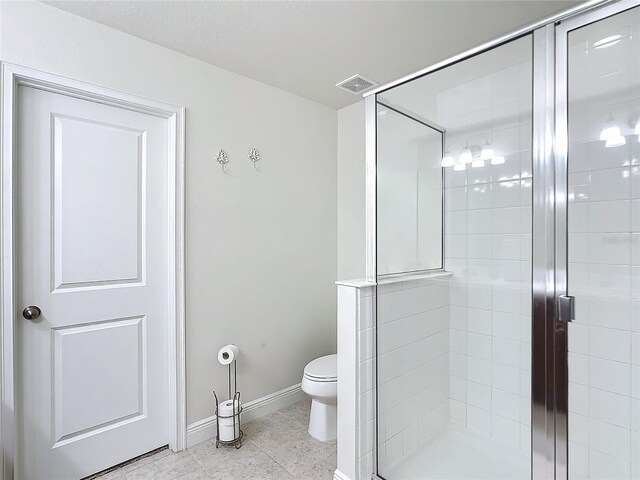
left=218, top=344, right=239, bottom=365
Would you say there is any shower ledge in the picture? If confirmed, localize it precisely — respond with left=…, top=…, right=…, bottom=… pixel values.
left=336, top=271, right=453, bottom=289
left=335, top=278, right=377, bottom=288
left=377, top=270, right=453, bottom=285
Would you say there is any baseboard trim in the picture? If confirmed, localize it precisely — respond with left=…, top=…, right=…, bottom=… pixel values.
left=333, top=469, right=352, bottom=480
left=186, top=383, right=304, bottom=447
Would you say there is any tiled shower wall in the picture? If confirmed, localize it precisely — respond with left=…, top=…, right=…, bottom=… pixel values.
left=440, top=58, right=534, bottom=454
left=376, top=277, right=450, bottom=472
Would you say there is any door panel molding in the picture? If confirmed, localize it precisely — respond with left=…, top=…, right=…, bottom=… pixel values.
left=0, top=62, right=186, bottom=480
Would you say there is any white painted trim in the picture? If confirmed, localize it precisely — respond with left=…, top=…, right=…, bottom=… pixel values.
left=333, top=469, right=352, bottom=480
left=0, top=63, right=187, bottom=480
left=334, top=279, right=376, bottom=288
left=364, top=96, right=376, bottom=282
left=186, top=383, right=305, bottom=448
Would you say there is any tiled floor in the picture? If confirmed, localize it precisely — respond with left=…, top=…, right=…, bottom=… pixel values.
left=96, top=399, right=337, bottom=480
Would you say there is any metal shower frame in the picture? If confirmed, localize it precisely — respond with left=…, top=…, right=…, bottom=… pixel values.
left=364, top=1, right=640, bottom=478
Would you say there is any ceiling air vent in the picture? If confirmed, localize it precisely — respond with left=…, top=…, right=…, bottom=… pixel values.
left=335, top=74, right=378, bottom=95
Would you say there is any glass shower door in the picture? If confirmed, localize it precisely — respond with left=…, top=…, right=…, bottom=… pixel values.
left=558, top=4, right=640, bottom=479
left=375, top=34, right=534, bottom=480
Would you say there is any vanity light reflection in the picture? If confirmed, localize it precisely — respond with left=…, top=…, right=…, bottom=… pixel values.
left=441, top=140, right=504, bottom=169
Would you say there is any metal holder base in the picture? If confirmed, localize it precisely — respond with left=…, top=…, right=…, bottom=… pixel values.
left=212, top=361, right=243, bottom=449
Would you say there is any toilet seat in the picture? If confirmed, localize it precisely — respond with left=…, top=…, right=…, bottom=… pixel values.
left=303, top=354, right=337, bottom=382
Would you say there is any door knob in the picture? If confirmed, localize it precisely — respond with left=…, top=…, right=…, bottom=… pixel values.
left=22, top=305, right=41, bottom=320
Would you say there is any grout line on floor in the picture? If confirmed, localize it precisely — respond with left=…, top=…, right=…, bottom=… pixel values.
left=247, top=435, right=299, bottom=478
left=275, top=409, right=309, bottom=431
left=186, top=449, right=215, bottom=480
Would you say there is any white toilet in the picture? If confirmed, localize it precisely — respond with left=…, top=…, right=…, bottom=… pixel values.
left=301, top=353, right=337, bottom=442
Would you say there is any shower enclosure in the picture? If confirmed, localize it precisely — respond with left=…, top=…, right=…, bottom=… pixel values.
left=366, top=2, right=640, bottom=479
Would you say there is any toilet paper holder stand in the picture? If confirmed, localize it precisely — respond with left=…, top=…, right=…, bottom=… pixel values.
left=212, top=359, right=243, bottom=449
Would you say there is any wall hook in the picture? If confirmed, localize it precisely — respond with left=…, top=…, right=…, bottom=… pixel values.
left=248, top=148, right=260, bottom=170
left=216, top=149, right=229, bottom=173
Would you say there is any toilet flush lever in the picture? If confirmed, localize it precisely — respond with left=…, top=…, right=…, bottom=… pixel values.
left=558, top=295, right=575, bottom=323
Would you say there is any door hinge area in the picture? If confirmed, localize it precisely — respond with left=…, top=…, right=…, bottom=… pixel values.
left=558, top=295, right=575, bottom=323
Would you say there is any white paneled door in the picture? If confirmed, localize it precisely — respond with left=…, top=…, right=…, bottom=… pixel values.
left=16, top=85, right=170, bottom=479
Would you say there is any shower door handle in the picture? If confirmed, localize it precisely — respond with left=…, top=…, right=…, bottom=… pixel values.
left=558, top=295, right=575, bottom=323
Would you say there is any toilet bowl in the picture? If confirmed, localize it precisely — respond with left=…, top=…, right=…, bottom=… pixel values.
left=301, top=354, right=337, bottom=442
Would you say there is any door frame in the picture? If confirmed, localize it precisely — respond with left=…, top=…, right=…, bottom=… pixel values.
left=0, top=62, right=187, bottom=480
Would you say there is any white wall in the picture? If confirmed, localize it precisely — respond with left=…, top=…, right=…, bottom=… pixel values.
left=0, top=1, right=338, bottom=426
left=337, top=101, right=366, bottom=280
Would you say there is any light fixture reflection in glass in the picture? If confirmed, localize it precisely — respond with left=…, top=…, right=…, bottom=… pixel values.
left=605, top=135, right=626, bottom=148
left=441, top=151, right=455, bottom=168
left=480, top=142, right=494, bottom=161
left=453, top=162, right=466, bottom=172
left=491, top=155, right=506, bottom=165
left=600, top=118, right=622, bottom=141
left=471, top=158, right=485, bottom=168
left=459, top=147, right=473, bottom=164
left=593, top=34, right=623, bottom=49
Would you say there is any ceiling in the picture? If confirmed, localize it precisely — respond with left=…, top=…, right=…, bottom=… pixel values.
left=45, top=0, right=580, bottom=109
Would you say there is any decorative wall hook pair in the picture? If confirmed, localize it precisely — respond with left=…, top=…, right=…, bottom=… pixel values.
left=216, top=148, right=260, bottom=173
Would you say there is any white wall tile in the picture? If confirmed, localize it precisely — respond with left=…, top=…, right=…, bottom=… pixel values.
left=492, top=414, right=520, bottom=448
left=589, top=295, right=632, bottom=330
left=589, top=450, right=630, bottom=480
left=590, top=168, right=631, bottom=202
left=359, top=327, right=374, bottom=361
left=492, top=286, right=521, bottom=313
left=446, top=186, right=467, bottom=211
left=467, top=358, right=492, bottom=385
left=493, top=311, right=521, bottom=340
left=492, top=363, right=520, bottom=394
left=467, top=308, right=492, bottom=335
left=570, top=352, right=589, bottom=386
left=569, top=412, right=589, bottom=447
left=569, top=382, right=589, bottom=416
left=589, top=326, right=631, bottom=363
left=589, top=419, right=631, bottom=461
left=468, top=209, right=493, bottom=234
left=467, top=283, right=492, bottom=310
left=493, top=181, right=521, bottom=208
left=468, top=185, right=492, bottom=210
left=467, top=381, right=491, bottom=410
left=378, top=320, right=403, bottom=354
left=492, top=207, right=520, bottom=234
left=493, top=337, right=520, bottom=367
left=589, top=200, right=631, bottom=232
left=589, top=356, right=631, bottom=396
left=468, top=234, right=492, bottom=260
left=492, top=389, right=520, bottom=421
left=589, top=387, right=630, bottom=428
left=450, top=376, right=466, bottom=402
left=467, top=333, right=492, bottom=360
left=450, top=399, right=466, bottom=425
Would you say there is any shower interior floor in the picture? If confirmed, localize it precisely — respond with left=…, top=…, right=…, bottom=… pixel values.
left=384, top=425, right=530, bottom=480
